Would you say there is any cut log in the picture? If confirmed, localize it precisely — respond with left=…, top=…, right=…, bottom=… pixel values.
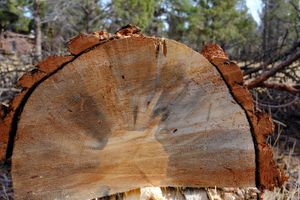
left=0, top=26, right=285, bottom=200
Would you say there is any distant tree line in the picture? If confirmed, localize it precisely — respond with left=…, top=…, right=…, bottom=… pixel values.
left=0, top=0, right=299, bottom=60
left=0, top=0, right=258, bottom=57
left=0, top=0, right=298, bottom=58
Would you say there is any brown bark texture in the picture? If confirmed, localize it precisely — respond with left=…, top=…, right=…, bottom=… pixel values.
left=201, top=44, right=287, bottom=191
left=0, top=25, right=286, bottom=199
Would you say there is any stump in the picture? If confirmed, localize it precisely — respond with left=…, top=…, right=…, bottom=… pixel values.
left=0, top=25, right=285, bottom=200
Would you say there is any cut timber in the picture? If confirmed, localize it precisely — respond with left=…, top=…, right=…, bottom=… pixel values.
left=201, top=44, right=286, bottom=190
left=0, top=26, right=284, bottom=200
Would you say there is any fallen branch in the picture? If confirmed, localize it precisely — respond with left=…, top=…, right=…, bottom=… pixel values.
left=0, top=69, right=29, bottom=75
left=243, top=41, right=300, bottom=76
left=246, top=50, right=300, bottom=89
left=255, top=96, right=299, bottom=108
left=0, top=88, right=22, bottom=92
left=255, top=82, right=299, bottom=95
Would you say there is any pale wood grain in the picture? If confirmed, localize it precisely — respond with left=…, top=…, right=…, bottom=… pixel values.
left=12, top=37, right=255, bottom=200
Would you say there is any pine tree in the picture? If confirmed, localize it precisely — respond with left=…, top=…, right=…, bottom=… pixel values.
left=0, top=0, right=31, bottom=34
left=261, top=0, right=300, bottom=62
left=110, top=0, right=158, bottom=31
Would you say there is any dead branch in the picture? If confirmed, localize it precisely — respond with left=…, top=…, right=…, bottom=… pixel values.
left=0, top=88, right=21, bottom=92
left=256, top=82, right=299, bottom=95
left=246, top=50, right=300, bottom=89
left=254, top=95, right=299, bottom=108
left=243, top=41, right=300, bottom=76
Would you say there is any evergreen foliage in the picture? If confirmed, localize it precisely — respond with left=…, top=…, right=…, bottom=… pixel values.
left=1, top=0, right=299, bottom=60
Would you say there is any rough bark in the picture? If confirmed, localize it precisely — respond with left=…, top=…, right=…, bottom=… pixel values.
left=0, top=26, right=285, bottom=199
left=201, top=44, right=287, bottom=191
left=0, top=56, right=74, bottom=161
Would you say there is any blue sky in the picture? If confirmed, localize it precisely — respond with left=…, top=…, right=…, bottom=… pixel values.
left=246, top=0, right=262, bottom=24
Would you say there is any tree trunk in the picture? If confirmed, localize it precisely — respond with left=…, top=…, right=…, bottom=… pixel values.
left=0, top=26, right=285, bottom=200
left=34, top=0, right=42, bottom=62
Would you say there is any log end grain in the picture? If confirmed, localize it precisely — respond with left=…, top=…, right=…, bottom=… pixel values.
left=10, top=37, right=256, bottom=199
left=0, top=30, right=283, bottom=199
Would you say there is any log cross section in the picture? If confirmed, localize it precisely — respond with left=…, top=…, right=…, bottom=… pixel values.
left=0, top=26, right=284, bottom=200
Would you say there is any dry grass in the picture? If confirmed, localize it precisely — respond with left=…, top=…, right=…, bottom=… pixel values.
left=0, top=163, right=13, bottom=200
left=262, top=130, right=300, bottom=200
